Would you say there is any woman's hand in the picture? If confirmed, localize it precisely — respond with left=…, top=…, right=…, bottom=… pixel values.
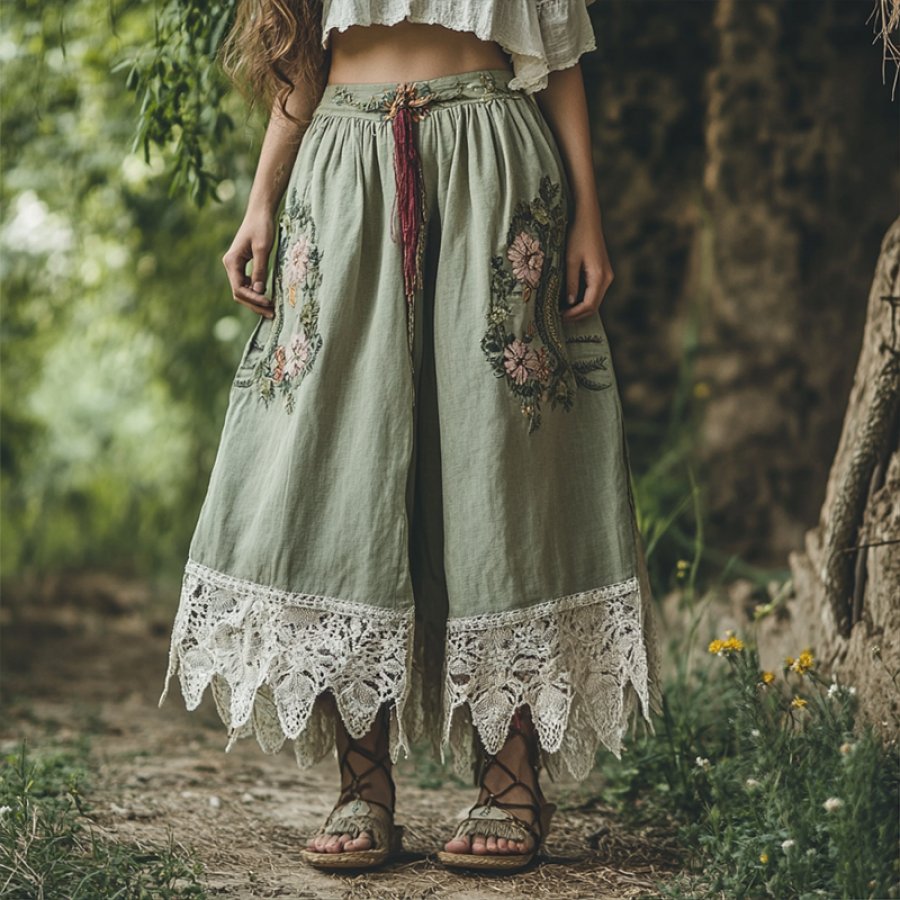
left=223, top=211, right=277, bottom=318
left=562, top=206, right=614, bottom=322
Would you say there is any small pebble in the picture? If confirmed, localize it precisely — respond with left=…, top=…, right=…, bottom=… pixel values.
left=209, top=795, right=221, bottom=809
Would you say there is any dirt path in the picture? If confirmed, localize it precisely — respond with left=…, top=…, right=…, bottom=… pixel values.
left=1, top=574, right=681, bottom=898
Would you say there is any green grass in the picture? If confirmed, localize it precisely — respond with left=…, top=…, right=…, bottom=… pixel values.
left=601, top=270, right=900, bottom=897
left=0, top=738, right=207, bottom=899
left=597, top=633, right=900, bottom=900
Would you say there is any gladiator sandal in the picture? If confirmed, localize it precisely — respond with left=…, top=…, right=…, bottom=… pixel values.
left=437, top=711, right=557, bottom=872
left=299, top=713, right=404, bottom=870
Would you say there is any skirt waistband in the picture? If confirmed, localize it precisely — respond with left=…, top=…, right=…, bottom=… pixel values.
left=313, top=68, right=526, bottom=119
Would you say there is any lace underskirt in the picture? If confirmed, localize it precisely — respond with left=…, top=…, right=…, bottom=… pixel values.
left=160, top=556, right=663, bottom=783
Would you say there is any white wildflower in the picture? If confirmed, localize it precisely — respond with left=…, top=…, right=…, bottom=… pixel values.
left=823, top=797, right=844, bottom=813
left=695, top=756, right=711, bottom=770
left=827, top=682, right=839, bottom=698
left=750, top=728, right=761, bottom=738
left=781, top=838, right=796, bottom=851
left=745, top=778, right=761, bottom=790
left=0, top=805, right=11, bottom=818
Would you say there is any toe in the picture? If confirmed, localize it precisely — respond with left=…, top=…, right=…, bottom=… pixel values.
left=471, top=834, right=487, bottom=855
left=444, top=834, right=471, bottom=853
left=496, top=837, right=509, bottom=853
left=485, top=835, right=499, bottom=853
left=345, top=831, right=373, bottom=852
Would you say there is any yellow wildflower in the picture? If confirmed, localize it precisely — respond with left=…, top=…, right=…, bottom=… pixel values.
left=708, top=634, right=744, bottom=655
left=761, top=671, right=775, bottom=685
left=790, top=648, right=815, bottom=676
left=791, top=696, right=808, bottom=709
left=784, top=656, right=795, bottom=667
left=676, top=559, right=689, bottom=570
left=693, top=381, right=711, bottom=399
left=759, top=852, right=769, bottom=864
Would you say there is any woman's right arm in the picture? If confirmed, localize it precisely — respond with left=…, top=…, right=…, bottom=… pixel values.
left=223, top=79, right=325, bottom=318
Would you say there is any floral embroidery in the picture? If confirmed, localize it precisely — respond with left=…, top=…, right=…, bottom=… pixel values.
left=233, top=183, right=324, bottom=414
left=481, top=175, right=611, bottom=434
left=507, top=231, right=545, bottom=290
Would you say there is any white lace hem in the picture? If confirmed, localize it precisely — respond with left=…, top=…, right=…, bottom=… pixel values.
left=158, top=559, right=419, bottom=768
left=442, top=575, right=663, bottom=783
left=159, top=559, right=662, bottom=782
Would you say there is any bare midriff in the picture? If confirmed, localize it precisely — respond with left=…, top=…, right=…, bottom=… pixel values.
left=326, top=19, right=513, bottom=85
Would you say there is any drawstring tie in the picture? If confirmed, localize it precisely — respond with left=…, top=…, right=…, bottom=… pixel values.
left=382, top=84, right=435, bottom=372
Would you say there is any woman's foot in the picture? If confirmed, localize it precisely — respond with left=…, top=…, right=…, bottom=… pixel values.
left=443, top=707, right=544, bottom=856
left=305, top=702, right=395, bottom=855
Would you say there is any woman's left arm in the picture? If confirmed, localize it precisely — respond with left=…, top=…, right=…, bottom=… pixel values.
left=534, top=64, right=613, bottom=322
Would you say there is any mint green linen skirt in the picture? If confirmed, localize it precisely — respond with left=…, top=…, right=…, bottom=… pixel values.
left=158, top=68, right=663, bottom=783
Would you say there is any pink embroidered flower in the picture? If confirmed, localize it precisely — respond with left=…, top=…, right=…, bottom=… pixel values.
left=286, top=331, right=311, bottom=378
left=507, top=231, right=544, bottom=288
left=285, top=233, right=311, bottom=284
left=272, top=345, right=287, bottom=384
left=503, top=339, right=539, bottom=385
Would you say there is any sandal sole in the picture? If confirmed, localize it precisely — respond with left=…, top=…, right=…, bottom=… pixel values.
left=300, top=825, right=404, bottom=870
left=436, top=849, right=536, bottom=871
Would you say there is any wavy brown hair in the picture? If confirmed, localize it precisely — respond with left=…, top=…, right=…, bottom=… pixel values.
left=218, top=0, right=329, bottom=128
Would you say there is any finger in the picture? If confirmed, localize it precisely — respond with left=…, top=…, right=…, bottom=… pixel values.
left=561, top=295, right=598, bottom=322
left=223, top=249, right=250, bottom=294
left=233, top=293, right=275, bottom=318
left=250, top=246, right=270, bottom=296
left=224, top=248, right=274, bottom=315
left=565, top=253, right=582, bottom=307
left=562, top=268, right=606, bottom=321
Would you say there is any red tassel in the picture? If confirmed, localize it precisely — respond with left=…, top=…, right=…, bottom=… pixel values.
left=391, top=106, right=425, bottom=302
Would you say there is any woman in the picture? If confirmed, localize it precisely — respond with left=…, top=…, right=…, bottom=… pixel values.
left=158, top=0, right=663, bottom=874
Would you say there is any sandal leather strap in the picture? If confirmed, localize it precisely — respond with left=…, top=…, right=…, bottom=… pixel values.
left=452, top=803, right=534, bottom=844
left=318, top=798, right=394, bottom=850
left=464, top=715, right=548, bottom=846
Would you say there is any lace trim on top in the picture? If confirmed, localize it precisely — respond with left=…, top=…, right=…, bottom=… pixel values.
left=160, top=557, right=662, bottom=783
left=320, top=0, right=598, bottom=94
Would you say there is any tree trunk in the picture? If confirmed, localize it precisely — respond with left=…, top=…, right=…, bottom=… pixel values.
left=770, top=217, right=900, bottom=739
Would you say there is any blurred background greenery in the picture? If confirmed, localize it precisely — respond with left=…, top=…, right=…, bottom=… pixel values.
left=2, top=0, right=257, bottom=585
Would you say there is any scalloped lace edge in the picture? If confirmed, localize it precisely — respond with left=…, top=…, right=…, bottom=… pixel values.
left=159, top=558, right=662, bottom=781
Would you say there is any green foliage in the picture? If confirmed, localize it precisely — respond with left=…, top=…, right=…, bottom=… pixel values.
left=599, top=631, right=900, bottom=899
left=1, top=0, right=267, bottom=581
left=0, top=740, right=206, bottom=898
left=113, top=0, right=242, bottom=206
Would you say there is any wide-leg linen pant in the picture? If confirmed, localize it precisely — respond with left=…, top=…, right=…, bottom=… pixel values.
left=159, top=68, right=663, bottom=784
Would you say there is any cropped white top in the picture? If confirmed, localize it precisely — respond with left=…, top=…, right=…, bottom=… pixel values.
left=320, top=0, right=598, bottom=94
